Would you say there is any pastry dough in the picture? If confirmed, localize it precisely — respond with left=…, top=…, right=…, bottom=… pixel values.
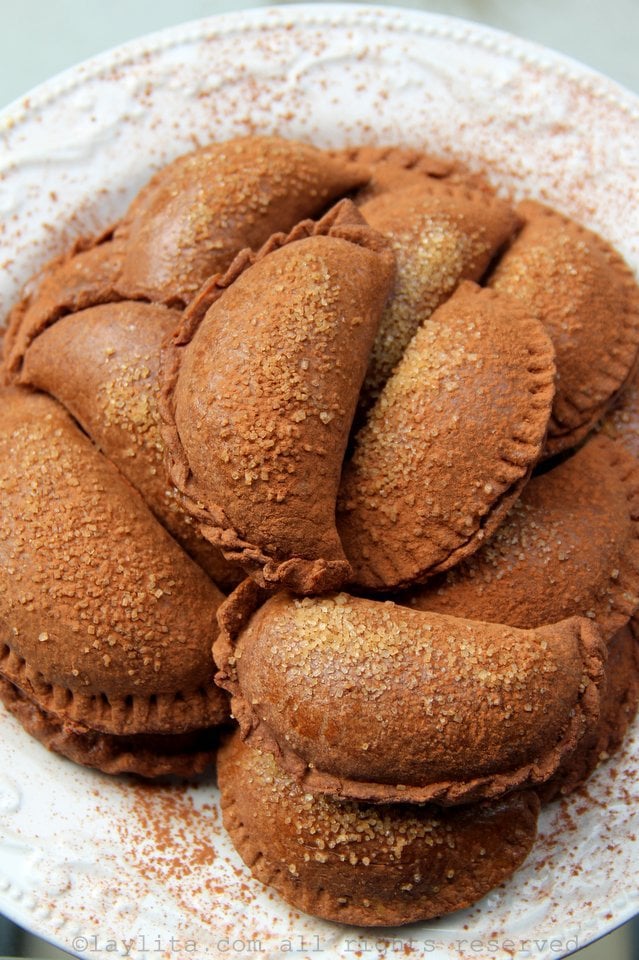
left=359, top=181, right=520, bottom=405
left=338, top=282, right=555, bottom=590
left=17, top=301, right=241, bottom=590
left=406, top=434, right=639, bottom=635
left=160, top=200, right=395, bottom=593
left=0, top=388, right=228, bottom=775
left=215, top=583, right=605, bottom=804
left=218, top=731, right=540, bottom=926
left=489, top=201, right=639, bottom=456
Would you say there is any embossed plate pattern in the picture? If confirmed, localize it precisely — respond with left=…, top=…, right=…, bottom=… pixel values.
left=0, top=6, right=638, bottom=959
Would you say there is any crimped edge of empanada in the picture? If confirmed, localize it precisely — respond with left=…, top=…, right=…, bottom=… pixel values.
left=0, top=673, right=222, bottom=778
left=159, top=199, right=391, bottom=594
left=214, top=581, right=605, bottom=806
left=0, top=640, right=228, bottom=737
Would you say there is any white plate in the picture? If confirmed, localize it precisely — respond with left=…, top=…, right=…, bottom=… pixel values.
left=0, top=6, right=638, bottom=959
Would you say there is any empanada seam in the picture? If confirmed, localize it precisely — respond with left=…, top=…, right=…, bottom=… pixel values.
left=0, top=641, right=227, bottom=736
left=159, top=200, right=389, bottom=588
left=0, top=673, right=218, bottom=777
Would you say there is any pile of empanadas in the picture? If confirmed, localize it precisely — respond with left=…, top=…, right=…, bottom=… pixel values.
left=2, top=135, right=639, bottom=926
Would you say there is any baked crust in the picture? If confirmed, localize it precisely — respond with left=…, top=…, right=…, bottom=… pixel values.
left=489, top=200, right=639, bottom=457
left=337, top=282, right=555, bottom=591
left=159, top=200, right=395, bottom=594
left=3, top=235, right=125, bottom=378
left=218, top=731, right=540, bottom=926
left=3, top=136, right=369, bottom=376
left=358, top=181, right=520, bottom=406
left=113, top=136, right=369, bottom=305
left=17, top=301, right=241, bottom=591
left=538, top=623, right=639, bottom=801
left=0, top=387, right=228, bottom=737
left=215, top=582, right=605, bottom=805
left=329, top=144, right=494, bottom=204
left=405, top=434, right=639, bottom=634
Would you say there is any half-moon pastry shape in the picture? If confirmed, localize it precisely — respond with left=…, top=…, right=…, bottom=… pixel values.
left=489, top=200, right=639, bottom=457
left=160, top=201, right=395, bottom=594
left=405, top=434, right=639, bottom=635
left=537, top=623, right=639, bottom=802
left=17, top=301, right=241, bottom=591
left=0, top=387, right=228, bottom=775
left=214, top=584, right=605, bottom=805
left=218, top=732, right=540, bottom=927
left=359, top=181, right=520, bottom=404
left=337, top=281, right=556, bottom=591
left=113, top=136, right=369, bottom=305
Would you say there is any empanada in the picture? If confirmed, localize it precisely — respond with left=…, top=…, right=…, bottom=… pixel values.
left=0, top=388, right=228, bottom=776
left=215, top=584, right=605, bottom=805
left=489, top=201, right=639, bottom=456
left=17, top=301, right=241, bottom=590
left=331, top=144, right=455, bottom=203
left=160, top=201, right=395, bottom=593
left=405, top=434, right=639, bottom=635
left=114, top=136, right=369, bottom=304
left=338, top=281, right=555, bottom=591
left=359, top=181, right=520, bottom=404
left=218, top=732, right=540, bottom=927
left=3, top=235, right=124, bottom=377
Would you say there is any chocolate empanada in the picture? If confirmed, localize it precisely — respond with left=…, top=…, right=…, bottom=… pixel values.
left=3, top=235, right=124, bottom=377
left=113, top=136, right=369, bottom=305
left=218, top=732, right=540, bottom=927
left=537, top=623, right=639, bottom=802
left=359, top=181, right=520, bottom=404
left=160, top=201, right=395, bottom=593
left=337, top=282, right=555, bottom=591
left=0, top=388, right=228, bottom=776
left=215, top=585, right=605, bottom=805
left=0, top=672, right=224, bottom=778
left=489, top=201, right=639, bottom=456
left=17, top=301, right=241, bottom=590
left=405, top=434, right=639, bottom=634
